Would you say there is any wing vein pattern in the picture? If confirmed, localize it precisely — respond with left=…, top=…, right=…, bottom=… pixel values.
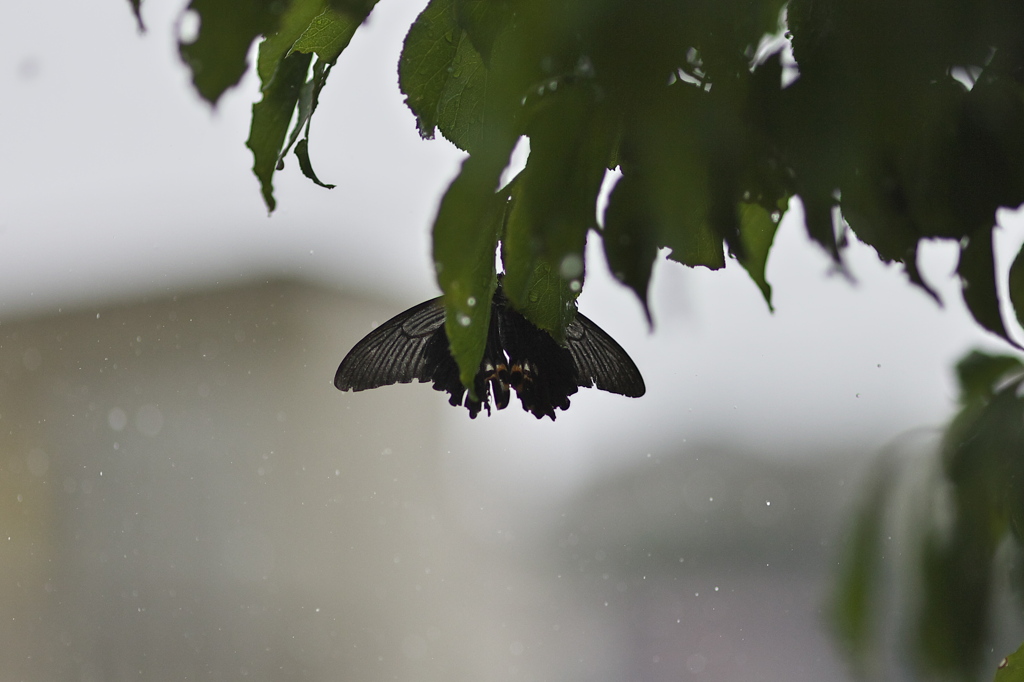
left=334, top=297, right=446, bottom=391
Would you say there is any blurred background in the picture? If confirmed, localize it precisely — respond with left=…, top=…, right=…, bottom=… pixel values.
left=2, top=1, right=1022, bottom=680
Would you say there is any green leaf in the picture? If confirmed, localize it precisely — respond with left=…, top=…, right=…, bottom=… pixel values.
left=325, top=0, right=376, bottom=21
left=918, top=376, right=1024, bottom=678
left=831, top=459, right=897, bottom=678
left=179, top=0, right=288, bottom=104
left=256, top=0, right=327, bottom=86
left=502, top=258, right=579, bottom=344
left=501, top=86, right=613, bottom=335
left=916, top=520, right=996, bottom=678
left=620, top=86, right=725, bottom=271
left=453, top=0, right=510, bottom=62
left=602, top=173, right=657, bottom=323
left=954, top=350, right=1024, bottom=405
left=432, top=152, right=512, bottom=395
left=279, top=65, right=317, bottom=165
left=995, top=642, right=1024, bottom=682
left=294, top=138, right=336, bottom=189
left=736, top=202, right=782, bottom=311
left=435, top=30, right=490, bottom=153
left=290, top=7, right=361, bottom=63
left=246, top=50, right=313, bottom=212
left=959, top=227, right=1021, bottom=348
left=801, top=191, right=841, bottom=263
left=399, top=0, right=461, bottom=140
left=501, top=165, right=581, bottom=343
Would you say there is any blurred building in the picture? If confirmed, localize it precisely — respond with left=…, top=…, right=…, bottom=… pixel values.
left=0, top=279, right=874, bottom=681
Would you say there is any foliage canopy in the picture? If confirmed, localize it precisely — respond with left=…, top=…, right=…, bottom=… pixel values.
left=164, top=0, right=1024, bottom=388
left=134, top=0, right=1024, bottom=678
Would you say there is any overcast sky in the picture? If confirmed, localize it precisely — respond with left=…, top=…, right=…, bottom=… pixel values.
left=3, top=0, right=1022, bottom=494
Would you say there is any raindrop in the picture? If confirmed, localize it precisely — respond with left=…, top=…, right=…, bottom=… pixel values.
left=770, top=210, right=781, bottom=223
left=467, top=296, right=477, bottom=307
left=559, top=253, right=584, bottom=279
left=457, top=314, right=471, bottom=327
left=179, top=9, right=200, bottom=43
left=108, top=407, right=128, bottom=432
left=569, top=280, right=582, bottom=293
left=135, top=404, right=164, bottom=437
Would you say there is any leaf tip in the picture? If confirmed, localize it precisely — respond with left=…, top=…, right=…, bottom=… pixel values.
left=129, top=0, right=146, bottom=32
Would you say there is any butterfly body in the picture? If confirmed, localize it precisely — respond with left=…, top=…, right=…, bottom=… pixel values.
left=335, top=283, right=644, bottom=419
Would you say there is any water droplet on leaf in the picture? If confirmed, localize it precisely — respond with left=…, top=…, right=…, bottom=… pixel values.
left=559, top=253, right=584, bottom=279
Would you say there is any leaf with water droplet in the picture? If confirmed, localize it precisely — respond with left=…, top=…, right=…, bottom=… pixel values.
left=995, top=642, right=1024, bottom=682
left=505, top=260, right=578, bottom=345
left=399, top=0, right=461, bottom=141
left=434, top=32, right=489, bottom=152
left=502, top=84, right=614, bottom=334
left=247, top=50, right=313, bottom=212
left=290, top=6, right=361, bottom=63
left=433, top=150, right=515, bottom=395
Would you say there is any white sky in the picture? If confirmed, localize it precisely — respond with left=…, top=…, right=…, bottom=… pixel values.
left=3, top=0, right=1022, bottom=495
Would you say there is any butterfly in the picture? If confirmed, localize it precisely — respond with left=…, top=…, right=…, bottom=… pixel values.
left=334, top=281, right=645, bottom=419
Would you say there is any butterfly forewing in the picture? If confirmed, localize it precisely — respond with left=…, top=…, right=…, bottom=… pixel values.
left=334, top=297, right=446, bottom=391
left=565, top=313, right=646, bottom=397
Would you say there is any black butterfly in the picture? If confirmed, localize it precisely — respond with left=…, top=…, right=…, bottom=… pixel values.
left=334, top=282, right=645, bottom=419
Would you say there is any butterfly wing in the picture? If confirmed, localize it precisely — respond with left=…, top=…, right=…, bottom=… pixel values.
left=565, top=313, right=646, bottom=397
left=334, top=296, right=501, bottom=419
left=334, top=297, right=447, bottom=391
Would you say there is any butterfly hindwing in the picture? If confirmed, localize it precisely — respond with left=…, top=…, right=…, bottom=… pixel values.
left=565, top=313, right=646, bottom=398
